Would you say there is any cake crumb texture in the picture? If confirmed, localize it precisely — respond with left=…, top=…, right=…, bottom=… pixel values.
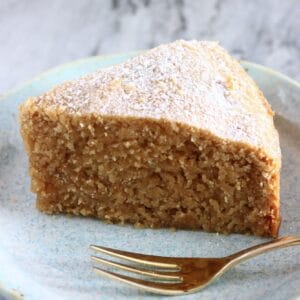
left=19, top=40, right=281, bottom=236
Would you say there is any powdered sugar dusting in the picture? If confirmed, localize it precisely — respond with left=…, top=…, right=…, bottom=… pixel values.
left=34, top=40, right=280, bottom=157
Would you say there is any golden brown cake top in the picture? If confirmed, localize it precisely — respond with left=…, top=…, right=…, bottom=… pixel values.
left=31, top=40, right=280, bottom=159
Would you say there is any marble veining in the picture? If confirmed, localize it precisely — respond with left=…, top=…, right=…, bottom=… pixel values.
left=0, top=0, right=299, bottom=95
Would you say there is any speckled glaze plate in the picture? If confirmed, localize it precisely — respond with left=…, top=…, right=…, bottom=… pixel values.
left=0, top=53, right=300, bottom=300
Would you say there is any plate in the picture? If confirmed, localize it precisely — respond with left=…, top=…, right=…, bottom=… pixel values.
left=0, top=53, right=299, bottom=300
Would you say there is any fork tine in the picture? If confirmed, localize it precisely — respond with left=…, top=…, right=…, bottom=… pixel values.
left=91, top=255, right=181, bottom=281
left=93, top=267, right=184, bottom=295
left=90, top=245, right=179, bottom=269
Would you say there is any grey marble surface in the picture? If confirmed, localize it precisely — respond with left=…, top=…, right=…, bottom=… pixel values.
left=0, top=0, right=299, bottom=95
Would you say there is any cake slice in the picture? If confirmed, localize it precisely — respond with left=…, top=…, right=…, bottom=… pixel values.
left=19, top=40, right=281, bottom=236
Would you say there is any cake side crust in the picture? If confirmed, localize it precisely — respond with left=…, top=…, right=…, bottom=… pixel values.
left=19, top=104, right=281, bottom=237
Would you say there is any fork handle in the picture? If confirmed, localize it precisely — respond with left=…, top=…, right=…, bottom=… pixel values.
left=228, top=235, right=300, bottom=265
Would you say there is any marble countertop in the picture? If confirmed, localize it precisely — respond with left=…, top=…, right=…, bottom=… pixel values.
left=1, top=0, right=299, bottom=94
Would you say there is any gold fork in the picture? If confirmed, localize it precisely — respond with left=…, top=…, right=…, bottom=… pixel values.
left=90, top=235, right=300, bottom=295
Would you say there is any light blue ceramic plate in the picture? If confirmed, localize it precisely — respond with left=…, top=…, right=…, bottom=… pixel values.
left=0, top=53, right=299, bottom=300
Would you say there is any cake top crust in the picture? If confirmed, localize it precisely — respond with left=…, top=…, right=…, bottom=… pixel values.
left=31, top=40, right=280, bottom=159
